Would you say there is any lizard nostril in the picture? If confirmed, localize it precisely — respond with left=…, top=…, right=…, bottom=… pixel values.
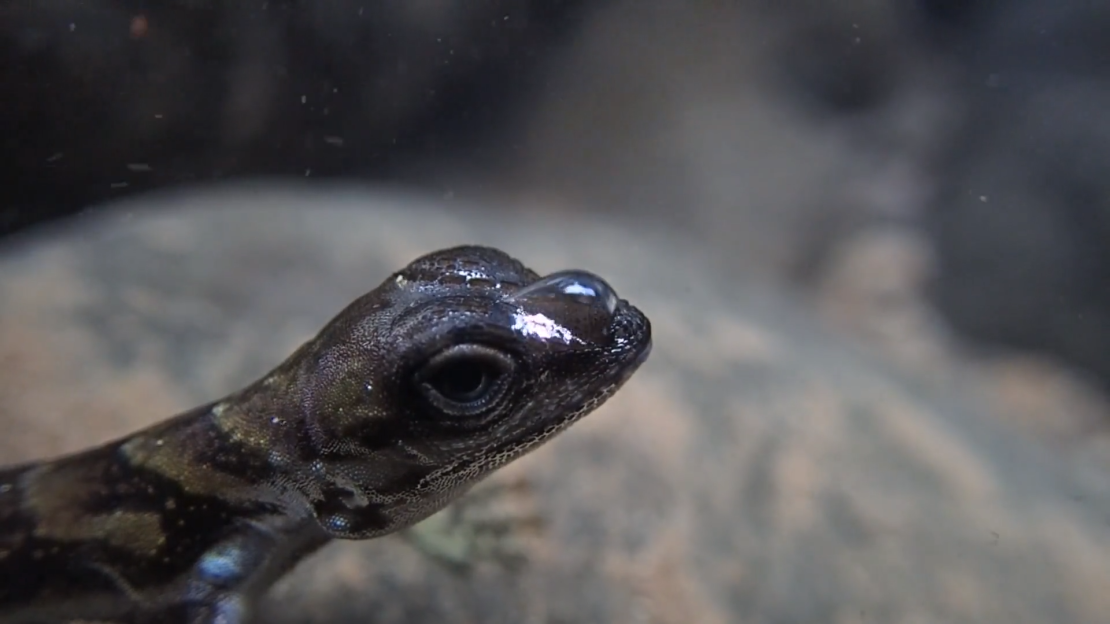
left=506, top=270, right=619, bottom=316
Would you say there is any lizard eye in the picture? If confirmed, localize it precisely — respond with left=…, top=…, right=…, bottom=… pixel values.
left=415, top=344, right=516, bottom=417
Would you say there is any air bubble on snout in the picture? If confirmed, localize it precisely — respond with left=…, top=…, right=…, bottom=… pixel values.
left=506, top=270, right=619, bottom=315
left=505, top=270, right=620, bottom=345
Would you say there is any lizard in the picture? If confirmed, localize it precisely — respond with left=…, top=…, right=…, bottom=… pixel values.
left=0, top=245, right=652, bottom=624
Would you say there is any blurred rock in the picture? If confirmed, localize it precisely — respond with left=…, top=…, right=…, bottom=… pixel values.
left=485, top=0, right=949, bottom=283
left=1, top=181, right=1108, bottom=623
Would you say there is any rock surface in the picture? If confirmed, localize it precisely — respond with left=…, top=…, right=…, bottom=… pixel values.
left=1, top=182, right=1108, bottom=623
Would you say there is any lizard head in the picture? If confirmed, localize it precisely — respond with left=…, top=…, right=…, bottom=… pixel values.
left=289, top=245, right=652, bottom=538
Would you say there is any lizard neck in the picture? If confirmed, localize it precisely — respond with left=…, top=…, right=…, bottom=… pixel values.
left=0, top=398, right=330, bottom=624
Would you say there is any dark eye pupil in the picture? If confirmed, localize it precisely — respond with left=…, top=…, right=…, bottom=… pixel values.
left=429, top=361, right=489, bottom=402
left=416, top=345, right=515, bottom=417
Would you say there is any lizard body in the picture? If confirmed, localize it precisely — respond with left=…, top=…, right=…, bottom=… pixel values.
left=0, top=245, right=652, bottom=624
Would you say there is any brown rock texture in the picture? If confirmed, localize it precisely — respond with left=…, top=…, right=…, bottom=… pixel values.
left=1, top=182, right=1108, bottom=623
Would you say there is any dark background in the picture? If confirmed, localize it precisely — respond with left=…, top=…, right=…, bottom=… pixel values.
left=2, top=0, right=1109, bottom=396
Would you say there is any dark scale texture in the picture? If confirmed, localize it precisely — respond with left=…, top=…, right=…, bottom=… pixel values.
left=1, top=182, right=1109, bottom=623
left=0, top=226, right=650, bottom=623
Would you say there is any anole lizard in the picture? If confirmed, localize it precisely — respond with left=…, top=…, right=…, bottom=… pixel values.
left=0, top=245, right=652, bottom=624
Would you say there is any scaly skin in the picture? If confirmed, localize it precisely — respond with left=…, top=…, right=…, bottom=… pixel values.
left=0, top=245, right=652, bottom=624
